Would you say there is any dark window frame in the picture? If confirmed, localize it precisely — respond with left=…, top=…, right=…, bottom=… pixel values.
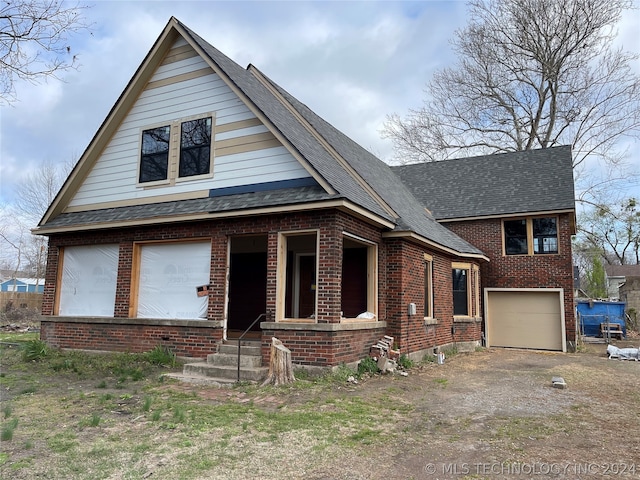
left=503, top=216, right=559, bottom=256
left=452, top=267, right=469, bottom=316
left=138, top=114, right=214, bottom=185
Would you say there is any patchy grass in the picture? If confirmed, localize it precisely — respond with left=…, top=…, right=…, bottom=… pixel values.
left=0, top=332, right=39, bottom=344
left=1, top=343, right=639, bottom=479
left=0, top=344, right=405, bottom=479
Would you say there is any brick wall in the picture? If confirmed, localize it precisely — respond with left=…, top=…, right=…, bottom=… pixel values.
left=40, top=208, right=490, bottom=364
left=41, top=209, right=390, bottom=364
left=445, top=213, right=576, bottom=344
left=385, top=239, right=482, bottom=353
left=260, top=326, right=386, bottom=366
left=40, top=319, right=222, bottom=358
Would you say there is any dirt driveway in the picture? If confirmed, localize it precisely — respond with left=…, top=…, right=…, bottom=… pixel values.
left=305, top=341, right=640, bottom=480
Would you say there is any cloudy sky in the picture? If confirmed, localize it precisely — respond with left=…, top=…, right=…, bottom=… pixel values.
left=1, top=0, right=638, bottom=209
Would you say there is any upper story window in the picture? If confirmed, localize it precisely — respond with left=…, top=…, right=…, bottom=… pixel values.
left=532, top=217, right=558, bottom=254
left=503, top=217, right=558, bottom=256
left=179, top=117, right=212, bottom=178
left=139, top=114, right=213, bottom=185
left=140, top=126, right=171, bottom=183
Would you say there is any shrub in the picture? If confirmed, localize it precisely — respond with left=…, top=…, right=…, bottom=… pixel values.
left=1, top=418, right=18, bottom=442
left=357, top=356, right=379, bottom=376
left=21, top=339, right=49, bottom=362
left=145, top=345, right=176, bottom=367
left=397, top=354, right=414, bottom=369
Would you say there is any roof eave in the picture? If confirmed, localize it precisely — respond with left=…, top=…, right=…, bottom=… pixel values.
left=382, top=231, right=489, bottom=262
left=32, top=199, right=396, bottom=236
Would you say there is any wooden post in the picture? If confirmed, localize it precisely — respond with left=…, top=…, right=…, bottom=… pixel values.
left=261, top=337, right=295, bottom=386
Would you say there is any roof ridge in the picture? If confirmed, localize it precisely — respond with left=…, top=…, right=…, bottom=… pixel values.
left=246, top=64, right=398, bottom=220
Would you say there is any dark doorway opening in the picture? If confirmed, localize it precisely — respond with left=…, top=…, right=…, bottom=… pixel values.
left=227, top=235, right=267, bottom=338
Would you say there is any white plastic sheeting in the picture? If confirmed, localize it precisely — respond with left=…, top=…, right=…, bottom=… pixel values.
left=137, top=242, right=211, bottom=319
left=59, top=245, right=119, bottom=316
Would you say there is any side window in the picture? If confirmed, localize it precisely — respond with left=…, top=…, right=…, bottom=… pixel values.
left=452, top=267, right=469, bottom=316
left=424, top=254, right=433, bottom=318
left=140, top=126, right=171, bottom=183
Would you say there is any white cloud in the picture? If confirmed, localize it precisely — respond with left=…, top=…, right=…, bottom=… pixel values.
left=0, top=0, right=637, bottom=206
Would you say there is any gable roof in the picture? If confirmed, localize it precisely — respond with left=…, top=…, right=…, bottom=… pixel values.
left=36, top=17, right=485, bottom=259
left=392, top=146, right=575, bottom=221
left=605, top=264, right=640, bottom=278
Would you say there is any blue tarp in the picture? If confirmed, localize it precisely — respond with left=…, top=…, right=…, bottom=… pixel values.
left=576, top=300, right=626, bottom=337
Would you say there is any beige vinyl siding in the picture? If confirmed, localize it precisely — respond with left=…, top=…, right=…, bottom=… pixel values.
left=68, top=40, right=310, bottom=210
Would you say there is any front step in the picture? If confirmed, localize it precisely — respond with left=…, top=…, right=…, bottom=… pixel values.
left=182, top=362, right=267, bottom=382
left=180, top=340, right=267, bottom=383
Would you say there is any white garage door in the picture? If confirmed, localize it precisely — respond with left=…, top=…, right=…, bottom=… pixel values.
left=486, top=289, right=565, bottom=351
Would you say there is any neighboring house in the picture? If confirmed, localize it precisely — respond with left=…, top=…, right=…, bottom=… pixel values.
left=0, top=278, right=45, bottom=293
left=34, top=18, right=576, bottom=368
left=393, top=147, right=576, bottom=352
left=619, top=276, right=640, bottom=322
left=605, top=265, right=640, bottom=300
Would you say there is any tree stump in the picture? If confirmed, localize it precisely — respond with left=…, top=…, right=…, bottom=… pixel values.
left=261, top=337, right=295, bottom=386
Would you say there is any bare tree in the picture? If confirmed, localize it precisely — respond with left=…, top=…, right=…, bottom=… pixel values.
left=577, top=197, right=640, bottom=265
left=13, top=158, right=73, bottom=227
left=2, top=159, right=74, bottom=284
left=0, top=0, right=91, bottom=104
left=383, top=0, right=640, bottom=173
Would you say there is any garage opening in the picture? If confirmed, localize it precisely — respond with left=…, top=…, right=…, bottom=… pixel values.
left=485, top=289, right=565, bottom=352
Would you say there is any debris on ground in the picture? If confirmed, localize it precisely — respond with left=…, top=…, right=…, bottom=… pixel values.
left=606, top=344, right=640, bottom=360
left=551, top=376, right=567, bottom=389
left=365, top=335, right=410, bottom=376
left=0, top=323, right=39, bottom=333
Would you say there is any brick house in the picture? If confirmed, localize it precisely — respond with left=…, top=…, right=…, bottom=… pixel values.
left=34, top=18, right=576, bottom=372
left=394, top=147, right=576, bottom=352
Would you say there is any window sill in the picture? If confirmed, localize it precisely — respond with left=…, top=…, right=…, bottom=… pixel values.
left=424, top=317, right=438, bottom=326
left=453, top=316, right=482, bottom=323
left=261, top=321, right=386, bottom=332
left=341, top=316, right=378, bottom=323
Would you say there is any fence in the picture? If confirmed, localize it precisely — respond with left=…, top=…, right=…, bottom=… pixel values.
left=0, top=292, right=43, bottom=312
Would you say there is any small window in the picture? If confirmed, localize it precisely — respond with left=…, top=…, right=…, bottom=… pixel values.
left=533, top=217, right=558, bottom=254
left=139, top=126, right=170, bottom=183
left=424, top=254, right=433, bottom=318
left=452, top=267, right=469, bottom=316
left=179, top=117, right=212, bottom=178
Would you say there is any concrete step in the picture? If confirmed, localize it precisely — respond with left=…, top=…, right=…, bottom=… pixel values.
left=207, top=352, right=263, bottom=368
left=162, top=372, right=237, bottom=387
left=218, top=343, right=262, bottom=356
left=183, top=362, right=268, bottom=382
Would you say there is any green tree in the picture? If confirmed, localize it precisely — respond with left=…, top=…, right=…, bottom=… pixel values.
left=584, top=255, right=607, bottom=298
